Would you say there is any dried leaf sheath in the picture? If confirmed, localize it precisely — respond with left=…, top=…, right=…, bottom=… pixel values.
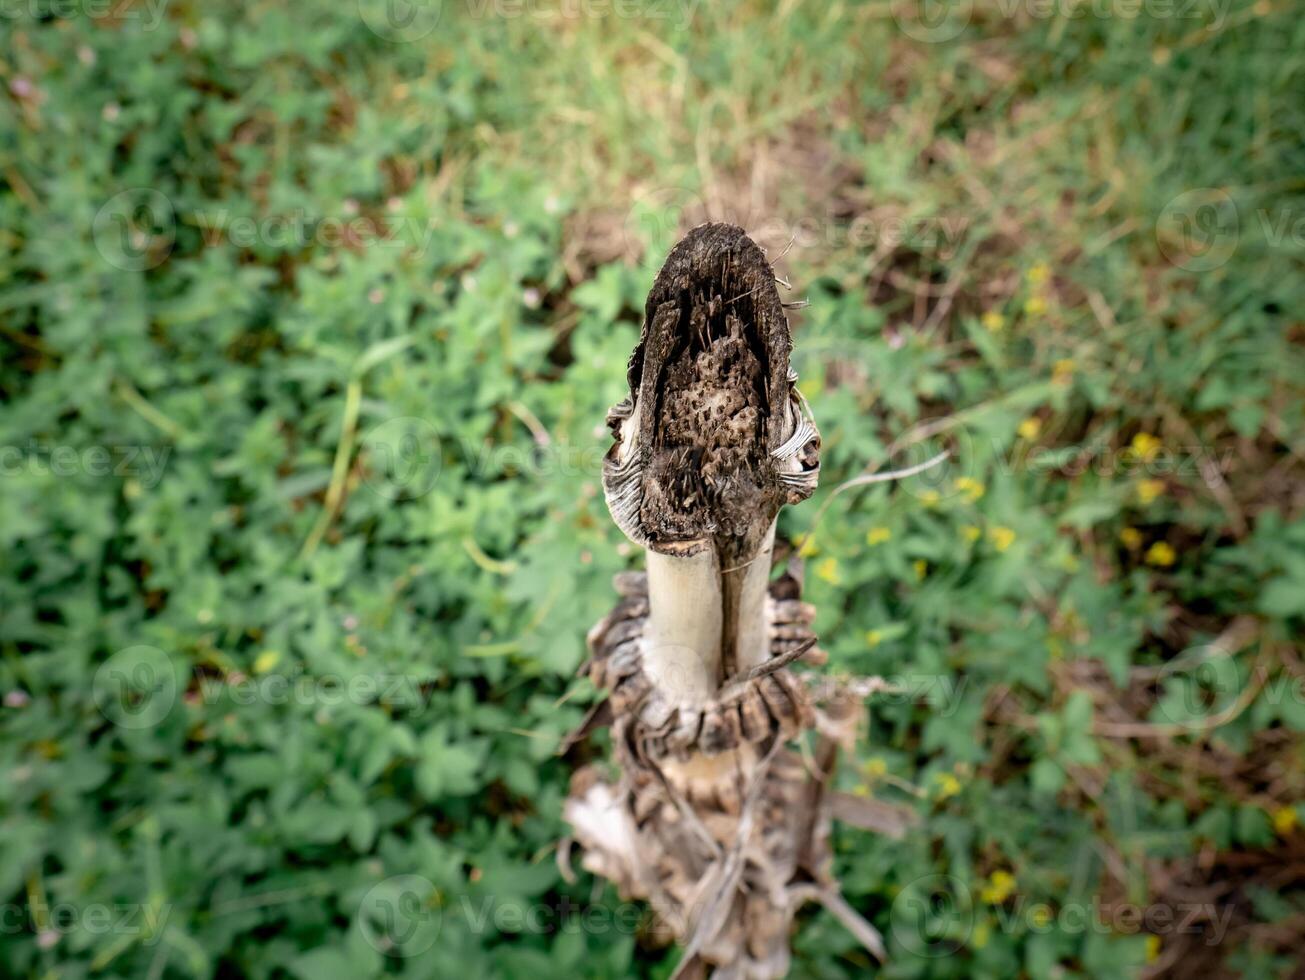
left=564, top=225, right=894, bottom=978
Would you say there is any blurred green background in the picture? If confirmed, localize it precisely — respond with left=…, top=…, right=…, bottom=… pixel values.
left=2, top=1, right=1304, bottom=977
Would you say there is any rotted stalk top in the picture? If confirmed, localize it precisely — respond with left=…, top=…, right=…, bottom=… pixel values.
left=600, top=224, right=820, bottom=694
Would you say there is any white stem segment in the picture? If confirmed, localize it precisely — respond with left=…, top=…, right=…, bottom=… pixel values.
left=729, top=520, right=776, bottom=677
left=644, top=547, right=722, bottom=705
left=643, top=519, right=778, bottom=703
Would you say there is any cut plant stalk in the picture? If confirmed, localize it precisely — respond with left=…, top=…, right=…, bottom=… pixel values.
left=563, top=224, right=911, bottom=978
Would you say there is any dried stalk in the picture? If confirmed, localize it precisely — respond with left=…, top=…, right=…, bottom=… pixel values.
left=563, top=224, right=905, bottom=978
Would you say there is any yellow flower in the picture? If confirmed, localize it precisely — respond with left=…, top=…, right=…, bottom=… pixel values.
left=1145, top=541, right=1176, bottom=567
left=1130, top=432, right=1162, bottom=462
left=1027, top=263, right=1051, bottom=285
left=1146, top=934, right=1162, bottom=963
left=1137, top=479, right=1166, bottom=505
left=1119, top=527, right=1143, bottom=549
left=815, top=556, right=842, bottom=585
left=1018, top=416, right=1042, bottom=440
left=971, top=921, right=991, bottom=950
left=863, top=757, right=887, bottom=777
left=1052, top=358, right=1075, bottom=382
left=253, top=650, right=281, bottom=675
left=960, top=524, right=981, bottom=543
left=865, top=629, right=883, bottom=648
left=1024, top=295, right=1047, bottom=316
left=1272, top=806, right=1298, bottom=836
left=914, top=559, right=928, bottom=580
left=934, top=772, right=961, bottom=799
left=866, top=526, right=892, bottom=546
left=919, top=489, right=941, bottom=508
left=954, top=476, right=985, bottom=502
left=981, top=311, right=1006, bottom=333
left=798, top=536, right=820, bottom=558
left=989, top=526, right=1016, bottom=552
left=979, top=870, right=1016, bottom=905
